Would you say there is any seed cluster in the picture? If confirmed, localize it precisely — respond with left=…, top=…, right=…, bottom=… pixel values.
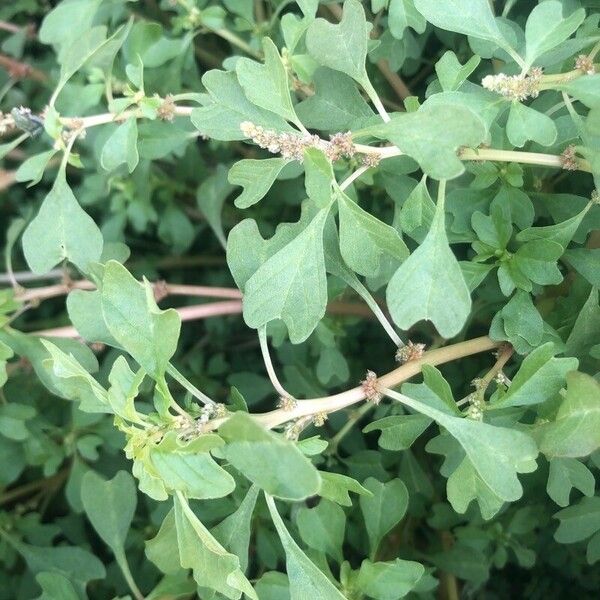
left=240, top=121, right=357, bottom=162
left=481, top=68, right=544, bottom=101
left=560, top=145, right=579, bottom=171
left=395, top=341, right=426, bottom=364
left=361, top=370, right=383, bottom=404
left=575, top=54, right=596, bottom=75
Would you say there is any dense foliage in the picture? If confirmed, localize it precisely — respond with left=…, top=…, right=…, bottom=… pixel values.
left=0, top=0, right=599, bottom=598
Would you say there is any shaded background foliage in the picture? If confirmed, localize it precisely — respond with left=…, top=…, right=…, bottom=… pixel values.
left=0, top=1, right=599, bottom=599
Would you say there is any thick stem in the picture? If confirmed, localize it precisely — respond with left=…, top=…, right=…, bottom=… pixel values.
left=210, top=336, right=500, bottom=431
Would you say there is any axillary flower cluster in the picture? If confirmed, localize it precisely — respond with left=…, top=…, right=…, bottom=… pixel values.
left=240, top=121, right=357, bottom=162
left=481, top=67, right=544, bottom=101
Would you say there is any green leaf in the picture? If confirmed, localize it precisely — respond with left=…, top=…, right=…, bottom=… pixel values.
left=554, top=496, right=600, bottom=544
left=297, top=0, right=318, bottom=18
left=67, top=289, right=120, bottom=347
left=507, top=102, right=558, bottom=148
left=500, top=291, right=544, bottom=349
left=306, top=0, right=370, bottom=86
left=191, top=70, right=292, bottom=140
left=3, top=534, right=105, bottom=597
left=566, top=287, right=600, bottom=359
left=107, top=356, right=146, bottom=424
left=398, top=177, right=435, bottom=242
left=265, top=494, right=347, bottom=600
left=297, top=500, right=346, bottom=562
left=563, top=249, right=600, bottom=287
left=242, top=208, right=329, bottom=343
left=537, top=371, right=600, bottom=458
left=22, top=170, right=103, bottom=275
left=318, top=471, right=373, bottom=506
left=337, top=188, right=408, bottom=277
left=100, top=261, right=181, bottom=378
left=197, top=164, right=234, bottom=247
left=364, top=415, right=432, bottom=451
left=40, top=340, right=110, bottom=413
left=524, top=2, right=586, bottom=68
left=413, top=0, right=508, bottom=47
left=229, top=158, right=289, bottom=209
left=491, top=342, right=578, bottom=408
left=0, top=340, right=14, bottom=388
left=363, top=104, right=487, bottom=179
left=39, top=0, right=101, bottom=47
left=15, top=150, right=57, bottom=187
left=387, top=185, right=472, bottom=338
left=212, top=485, right=260, bottom=572
left=360, top=477, right=409, bottom=556
left=150, top=449, right=235, bottom=500
left=435, top=51, right=481, bottom=92
left=559, top=75, right=600, bottom=109
left=173, top=493, right=257, bottom=600
left=236, top=38, right=300, bottom=126
left=100, top=118, right=139, bottom=173
left=295, top=68, right=375, bottom=132
left=219, top=412, right=321, bottom=500
left=389, top=0, right=426, bottom=39
left=356, top=558, right=425, bottom=599
left=304, top=148, right=334, bottom=208
left=547, top=458, right=595, bottom=507
left=397, top=392, right=539, bottom=505
left=81, top=470, right=136, bottom=575
left=35, top=572, right=79, bottom=600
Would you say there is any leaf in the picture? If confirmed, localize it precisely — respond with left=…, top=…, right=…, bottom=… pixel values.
left=296, top=500, right=346, bottom=562
left=304, top=148, right=334, bottom=208
left=35, top=572, right=79, bottom=600
left=306, top=0, right=370, bottom=86
left=563, top=249, right=600, bottom=287
left=398, top=177, right=436, bottom=243
left=39, top=0, right=101, bottom=47
left=191, top=70, right=292, bottom=140
left=265, top=494, right=347, bottom=600
left=362, top=104, right=487, bottom=179
left=100, top=261, right=181, bottom=378
left=229, top=158, right=289, bottom=209
left=547, top=458, right=595, bottom=507
left=396, top=392, right=539, bottom=505
left=318, top=471, right=372, bottom=506
left=242, top=208, right=329, bottom=343
left=360, top=477, right=409, bottom=556
left=364, top=415, right=432, bottom=451
left=297, top=0, right=318, bottom=18
left=67, top=289, right=120, bottom=347
left=507, top=102, right=557, bottom=148
left=100, top=118, right=139, bottom=173
left=554, top=496, right=600, bottom=544
left=386, top=186, right=472, bottom=338
left=337, top=188, right=408, bottom=277
left=236, top=38, right=300, bottom=126
left=491, top=343, right=578, bottom=408
left=295, top=68, right=375, bottom=132
left=500, top=291, right=544, bottom=349
left=150, top=450, right=235, bottom=499
left=3, top=534, right=105, bottom=597
left=40, top=340, right=110, bottom=413
left=219, top=412, right=321, bottom=500
left=197, top=164, right=234, bottom=247
left=413, top=0, right=507, bottom=47
left=107, top=356, right=146, bottom=424
left=389, top=0, right=426, bottom=39
left=15, top=150, right=57, bottom=187
left=0, top=340, right=14, bottom=388
left=435, top=51, right=481, bottom=92
left=212, top=485, right=260, bottom=572
left=81, top=470, right=136, bottom=574
left=524, top=2, right=586, bottom=68
left=537, top=371, right=600, bottom=458
left=356, top=558, right=425, bottom=599
left=22, top=170, right=103, bottom=275
left=559, top=75, right=600, bottom=109
left=566, top=287, right=600, bottom=359
left=173, top=493, right=257, bottom=600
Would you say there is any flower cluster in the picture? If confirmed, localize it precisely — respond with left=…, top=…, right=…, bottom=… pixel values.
left=395, top=340, right=426, bottom=364
left=240, top=121, right=356, bottom=162
left=465, top=393, right=485, bottom=421
left=560, top=145, right=579, bottom=171
left=481, top=68, right=543, bottom=101
left=0, top=111, right=15, bottom=135
left=361, top=370, right=383, bottom=404
left=575, top=54, right=595, bottom=75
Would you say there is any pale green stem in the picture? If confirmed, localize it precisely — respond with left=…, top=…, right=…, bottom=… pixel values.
left=115, top=550, right=144, bottom=600
left=258, top=326, right=293, bottom=400
left=166, top=363, right=215, bottom=407
left=362, top=79, right=391, bottom=123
